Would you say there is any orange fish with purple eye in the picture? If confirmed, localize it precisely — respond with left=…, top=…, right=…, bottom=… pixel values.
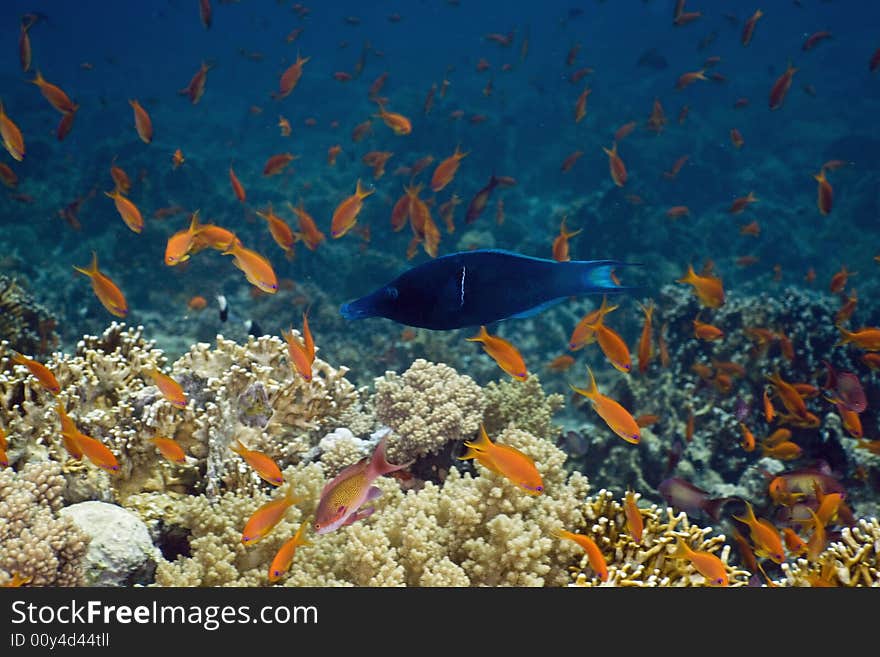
left=571, top=366, right=640, bottom=444
left=602, top=142, right=627, bottom=186
left=459, top=425, right=544, bottom=495
left=145, top=368, right=187, bottom=408
left=268, top=521, right=310, bottom=583
left=165, top=211, right=202, bottom=266
left=568, top=295, right=619, bottom=351
left=671, top=539, right=728, bottom=586
left=150, top=437, right=188, bottom=464
left=73, top=252, right=128, bottom=318
left=257, top=205, right=297, bottom=259
left=10, top=353, right=60, bottom=394
left=129, top=99, right=153, bottom=143
left=467, top=326, right=528, bottom=381
left=223, top=241, right=279, bottom=294
left=241, top=488, right=300, bottom=546
left=552, top=528, right=607, bottom=581
left=231, top=439, right=284, bottom=486
left=65, top=428, right=120, bottom=474
left=104, top=188, right=144, bottom=233
left=733, top=501, right=785, bottom=563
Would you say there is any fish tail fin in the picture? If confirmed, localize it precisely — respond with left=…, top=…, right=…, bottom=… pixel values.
left=465, top=325, right=489, bottom=343
left=576, top=259, right=637, bottom=294
left=188, top=210, right=201, bottom=233
left=550, top=527, right=570, bottom=541
left=458, top=424, right=494, bottom=461
left=368, top=435, right=412, bottom=478
left=229, top=439, right=247, bottom=456
left=672, top=538, right=691, bottom=559
left=73, top=251, right=99, bottom=277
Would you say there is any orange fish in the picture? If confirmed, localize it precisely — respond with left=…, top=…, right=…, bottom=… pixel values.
left=73, top=252, right=128, bottom=318
left=55, top=109, right=76, bottom=142
left=288, top=200, right=326, bottom=250
left=165, top=212, right=202, bottom=265
left=740, top=220, right=760, bottom=236
left=646, top=98, right=666, bottom=133
left=278, top=115, right=292, bottom=137
left=741, top=9, right=763, bottom=46
left=150, top=437, right=188, bottom=464
left=438, top=194, right=461, bottom=233
left=257, top=206, right=297, bottom=258
left=762, top=441, right=802, bottom=460
left=362, top=150, right=393, bottom=179
left=10, top=353, right=60, bottom=394
left=327, top=144, right=342, bottom=165
left=193, top=223, right=239, bottom=252
left=223, top=241, right=279, bottom=294
left=231, top=439, right=285, bottom=487
left=331, top=179, right=374, bottom=239
left=666, top=206, right=690, bottom=219
left=199, top=0, right=212, bottom=28
left=671, top=539, right=728, bottom=586
left=129, top=99, right=153, bottom=143
left=263, top=152, right=296, bottom=176
left=571, top=367, right=640, bottom=444
left=560, top=150, right=583, bottom=172
left=546, top=354, right=575, bottom=372
left=268, top=521, right=310, bottom=583
left=814, top=168, right=832, bottom=215
left=55, top=403, right=84, bottom=460
left=624, top=489, right=644, bottom=544
left=467, top=326, right=528, bottom=381
left=551, top=217, right=581, bottom=262
left=637, top=300, right=654, bottom=374
left=733, top=501, right=785, bottom=563
left=782, top=527, right=807, bottom=556
left=805, top=508, right=826, bottom=561
left=373, top=101, right=412, bottom=135
left=730, top=128, right=744, bottom=149
left=614, top=121, right=637, bottom=142
left=171, top=148, right=184, bottom=169
left=179, top=61, right=212, bottom=104
left=351, top=120, right=372, bottom=142
left=459, top=425, right=544, bottom=495
left=568, top=295, right=618, bottom=351
left=769, top=62, right=798, bottom=110
left=0, top=162, right=18, bottom=189
left=693, top=315, right=724, bottom=341
left=662, top=154, right=689, bottom=180
left=274, top=52, right=310, bottom=99
left=676, top=264, right=725, bottom=308
left=729, top=191, right=758, bottom=214
left=104, top=188, right=143, bottom=233
left=739, top=423, right=756, bottom=452
left=110, top=158, right=131, bottom=193
left=587, top=316, right=632, bottom=374
left=837, top=325, right=880, bottom=350
left=145, top=368, right=187, bottom=408
left=187, top=295, right=208, bottom=310
left=241, top=488, right=300, bottom=546
left=31, top=70, right=78, bottom=114
left=829, top=265, right=853, bottom=294
left=0, top=101, right=25, bottom=161
left=602, top=142, right=627, bottom=187
left=430, top=145, right=468, bottom=192
left=765, top=371, right=808, bottom=419
left=676, top=69, right=707, bottom=90
left=228, top=165, right=246, bottom=202
left=552, top=528, right=607, bottom=581
left=282, top=312, right=315, bottom=382
left=574, top=87, right=592, bottom=123
left=69, top=430, right=120, bottom=474
left=19, top=22, right=31, bottom=73
left=0, top=426, right=7, bottom=467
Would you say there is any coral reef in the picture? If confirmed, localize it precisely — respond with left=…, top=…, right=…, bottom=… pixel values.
left=374, top=359, right=486, bottom=464
left=0, top=276, right=59, bottom=358
left=482, top=374, right=566, bottom=439
left=0, top=461, right=89, bottom=586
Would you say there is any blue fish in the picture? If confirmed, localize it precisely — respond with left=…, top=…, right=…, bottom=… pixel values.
left=340, top=249, right=634, bottom=330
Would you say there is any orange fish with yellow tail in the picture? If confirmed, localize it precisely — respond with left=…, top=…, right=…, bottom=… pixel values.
left=467, top=326, right=528, bottom=381
left=55, top=403, right=84, bottom=460
left=552, top=528, right=607, bottom=580
left=231, top=439, right=284, bottom=487
left=242, top=488, right=300, bottom=546
left=571, top=367, right=640, bottom=444
left=150, top=437, right=188, bottom=464
left=257, top=205, right=297, bottom=258
left=459, top=425, right=544, bottom=495
left=268, top=521, right=310, bottom=583
left=164, top=211, right=202, bottom=266
left=331, top=179, right=374, bottom=239
left=676, top=264, right=725, bottom=308
left=70, top=430, right=120, bottom=474
left=313, top=435, right=411, bottom=534
left=568, top=295, right=619, bottom=351
left=73, top=252, right=128, bottom=318
left=223, top=241, right=279, bottom=294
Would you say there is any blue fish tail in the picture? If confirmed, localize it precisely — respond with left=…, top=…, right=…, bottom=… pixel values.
left=576, top=259, right=637, bottom=294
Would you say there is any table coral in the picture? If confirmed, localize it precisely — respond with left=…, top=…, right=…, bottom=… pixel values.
left=0, top=461, right=90, bottom=586
left=374, top=359, right=486, bottom=464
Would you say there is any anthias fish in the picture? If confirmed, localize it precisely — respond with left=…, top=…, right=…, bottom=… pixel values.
left=340, top=249, right=632, bottom=330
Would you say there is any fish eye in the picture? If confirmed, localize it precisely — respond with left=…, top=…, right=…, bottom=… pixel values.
left=384, top=286, right=399, bottom=299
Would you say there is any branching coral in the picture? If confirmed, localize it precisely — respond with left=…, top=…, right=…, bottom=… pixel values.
left=374, top=359, right=486, bottom=464
left=482, top=374, right=565, bottom=440
left=0, top=276, right=59, bottom=358
left=0, top=461, right=89, bottom=586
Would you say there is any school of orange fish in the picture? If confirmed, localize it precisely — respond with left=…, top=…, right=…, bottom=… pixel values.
left=2, top=2, right=880, bottom=587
